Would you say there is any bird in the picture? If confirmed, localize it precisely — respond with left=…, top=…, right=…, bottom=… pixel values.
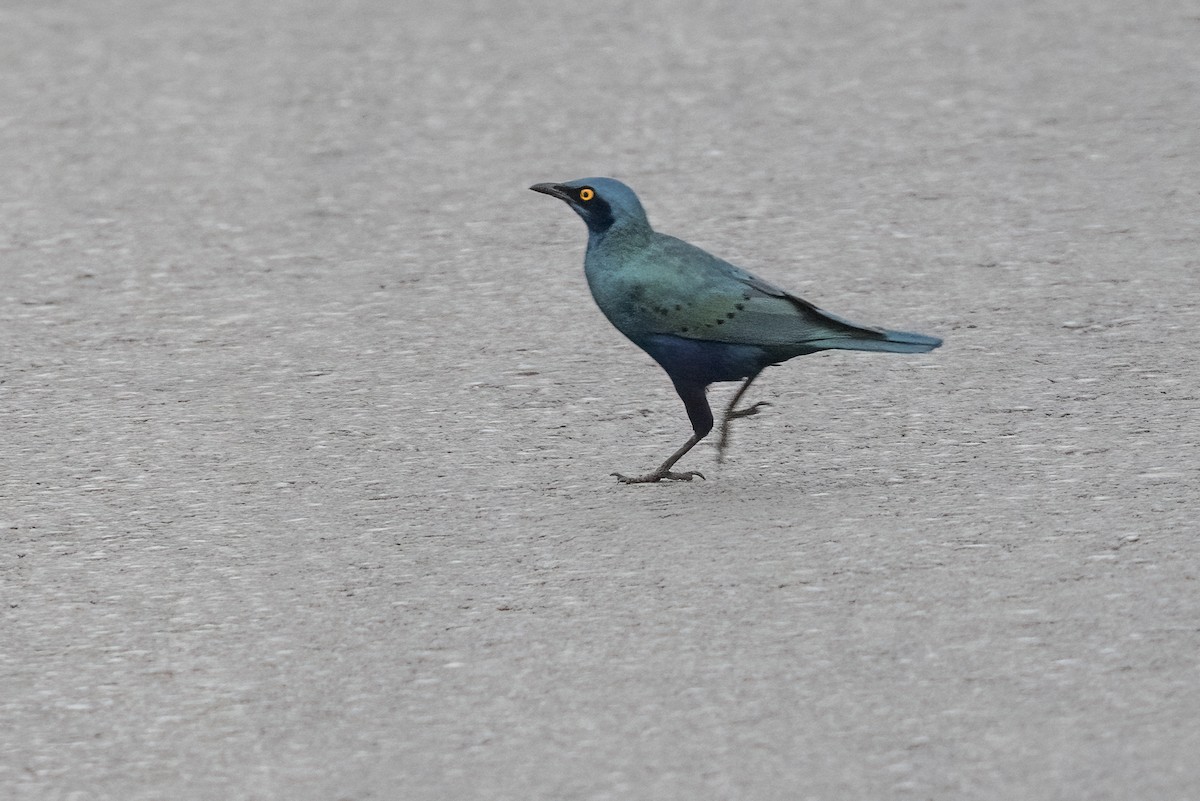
left=529, top=177, right=942, bottom=484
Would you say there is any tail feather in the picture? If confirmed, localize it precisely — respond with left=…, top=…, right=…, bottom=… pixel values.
left=810, top=328, right=943, bottom=354
left=780, top=294, right=942, bottom=354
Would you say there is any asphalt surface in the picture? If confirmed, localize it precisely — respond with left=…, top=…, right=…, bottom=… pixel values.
left=3, top=2, right=1199, bottom=799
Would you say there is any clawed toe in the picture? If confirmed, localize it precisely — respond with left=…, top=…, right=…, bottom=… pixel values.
left=612, top=470, right=705, bottom=484
left=728, top=401, right=771, bottom=420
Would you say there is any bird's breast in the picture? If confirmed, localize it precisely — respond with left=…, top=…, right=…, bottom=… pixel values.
left=583, top=258, right=683, bottom=339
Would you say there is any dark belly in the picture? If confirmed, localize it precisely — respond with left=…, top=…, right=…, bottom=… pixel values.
left=636, top=334, right=777, bottom=386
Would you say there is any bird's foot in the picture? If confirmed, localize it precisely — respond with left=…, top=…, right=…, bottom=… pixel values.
left=611, top=470, right=706, bottom=484
left=727, top=401, right=771, bottom=421
left=716, top=402, right=771, bottom=463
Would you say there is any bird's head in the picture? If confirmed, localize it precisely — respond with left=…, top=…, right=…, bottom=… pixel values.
left=529, top=177, right=650, bottom=236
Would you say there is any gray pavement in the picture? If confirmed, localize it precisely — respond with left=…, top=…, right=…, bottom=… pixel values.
left=3, top=1, right=1199, bottom=799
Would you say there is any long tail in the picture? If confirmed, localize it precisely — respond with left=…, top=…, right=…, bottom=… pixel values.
left=814, top=326, right=943, bottom=354
left=789, top=298, right=943, bottom=354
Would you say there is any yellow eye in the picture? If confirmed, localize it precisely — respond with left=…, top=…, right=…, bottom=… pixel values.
left=579, top=188, right=595, bottom=202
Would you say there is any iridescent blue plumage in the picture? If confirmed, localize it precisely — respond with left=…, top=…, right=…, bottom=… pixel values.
left=530, top=177, right=942, bottom=484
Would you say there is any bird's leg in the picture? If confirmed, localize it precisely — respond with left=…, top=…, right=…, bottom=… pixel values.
left=717, top=374, right=769, bottom=463
left=612, top=432, right=707, bottom=484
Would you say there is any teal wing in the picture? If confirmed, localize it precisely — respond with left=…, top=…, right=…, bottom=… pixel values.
left=629, top=234, right=897, bottom=349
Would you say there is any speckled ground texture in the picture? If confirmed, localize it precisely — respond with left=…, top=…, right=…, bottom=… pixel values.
left=3, top=1, right=1198, bottom=799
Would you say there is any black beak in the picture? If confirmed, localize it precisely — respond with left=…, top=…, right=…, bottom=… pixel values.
left=529, top=182, right=572, bottom=201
